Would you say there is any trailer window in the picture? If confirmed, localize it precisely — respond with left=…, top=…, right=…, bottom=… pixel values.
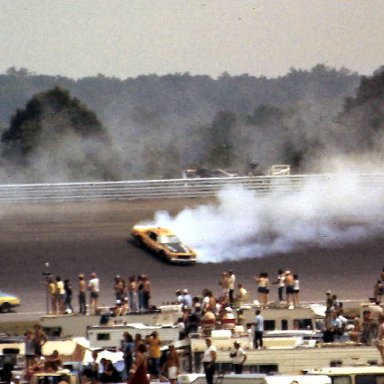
left=293, top=318, right=313, bottom=330
left=331, top=376, right=351, bottom=384
left=355, top=375, right=384, bottom=384
left=96, top=333, right=110, bottom=341
left=264, top=320, right=275, bottom=331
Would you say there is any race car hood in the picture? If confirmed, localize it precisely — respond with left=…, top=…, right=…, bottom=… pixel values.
left=164, top=243, right=192, bottom=254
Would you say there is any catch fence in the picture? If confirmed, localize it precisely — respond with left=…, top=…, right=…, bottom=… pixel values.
left=0, top=174, right=382, bottom=202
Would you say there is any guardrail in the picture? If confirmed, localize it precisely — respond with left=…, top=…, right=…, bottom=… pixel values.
left=0, top=174, right=382, bottom=202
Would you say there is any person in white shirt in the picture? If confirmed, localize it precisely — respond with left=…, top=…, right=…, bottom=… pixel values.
left=230, top=341, right=247, bottom=374
left=88, top=272, right=100, bottom=315
left=202, top=337, right=216, bottom=384
left=227, top=270, right=236, bottom=306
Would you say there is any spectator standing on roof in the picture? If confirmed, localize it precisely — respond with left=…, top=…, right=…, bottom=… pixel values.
left=293, top=274, right=300, bottom=307
left=142, top=275, right=151, bottom=311
left=219, top=271, right=230, bottom=300
left=253, top=309, right=264, bottom=349
left=113, top=275, right=124, bottom=302
left=128, top=275, right=138, bottom=312
left=78, top=273, right=87, bottom=315
left=285, top=271, right=294, bottom=309
left=181, top=289, right=192, bottom=308
left=374, top=280, right=383, bottom=304
left=88, top=272, right=100, bottom=315
left=64, top=278, right=73, bottom=313
left=227, top=270, right=236, bottom=306
left=235, top=283, right=248, bottom=306
left=48, top=278, right=57, bottom=315
left=56, top=276, right=65, bottom=314
left=273, top=269, right=285, bottom=303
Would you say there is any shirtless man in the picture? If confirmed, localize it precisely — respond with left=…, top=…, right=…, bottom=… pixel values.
left=164, top=344, right=179, bottom=384
left=284, top=271, right=294, bottom=309
left=32, top=324, right=47, bottom=357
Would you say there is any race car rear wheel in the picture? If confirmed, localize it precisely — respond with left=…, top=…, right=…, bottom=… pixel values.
left=0, top=303, right=11, bottom=313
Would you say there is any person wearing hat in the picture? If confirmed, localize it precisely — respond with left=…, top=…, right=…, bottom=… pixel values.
left=202, top=337, right=216, bottom=384
left=78, top=273, right=86, bottom=315
left=181, top=288, right=192, bottom=308
left=230, top=341, right=247, bottom=374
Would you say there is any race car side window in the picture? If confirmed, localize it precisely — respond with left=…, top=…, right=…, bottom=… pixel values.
left=149, top=232, right=157, bottom=241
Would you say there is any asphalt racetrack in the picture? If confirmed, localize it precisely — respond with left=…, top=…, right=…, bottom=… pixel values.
left=0, top=198, right=382, bottom=321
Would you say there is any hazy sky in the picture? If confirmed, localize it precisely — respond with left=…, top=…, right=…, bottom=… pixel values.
left=1, top=0, right=383, bottom=79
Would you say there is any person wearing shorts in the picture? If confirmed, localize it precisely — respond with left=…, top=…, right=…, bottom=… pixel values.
left=165, top=344, right=179, bottom=384
left=88, top=272, right=100, bottom=315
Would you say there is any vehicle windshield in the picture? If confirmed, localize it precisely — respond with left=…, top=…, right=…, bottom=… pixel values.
left=158, top=235, right=180, bottom=244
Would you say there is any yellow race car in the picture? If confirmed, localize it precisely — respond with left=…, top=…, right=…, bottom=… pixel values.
left=0, top=291, right=20, bottom=313
left=131, top=225, right=197, bottom=264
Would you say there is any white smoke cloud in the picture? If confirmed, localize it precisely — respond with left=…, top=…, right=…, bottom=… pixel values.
left=150, top=172, right=384, bottom=263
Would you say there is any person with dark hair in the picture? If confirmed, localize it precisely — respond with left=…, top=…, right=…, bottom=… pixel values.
left=64, top=278, right=73, bottom=313
left=273, top=269, right=285, bottom=303
left=100, top=358, right=121, bottom=383
left=120, top=332, right=134, bottom=377
left=148, top=331, right=161, bottom=380
left=56, top=276, right=65, bottom=314
left=253, top=309, right=264, bottom=349
left=78, top=273, right=87, bottom=315
left=128, top=343, right=149, bottom=384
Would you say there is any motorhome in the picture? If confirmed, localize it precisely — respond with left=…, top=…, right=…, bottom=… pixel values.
left=306, top=365, right=384, bottom=384
left=177, top=373, right=331, bottom=384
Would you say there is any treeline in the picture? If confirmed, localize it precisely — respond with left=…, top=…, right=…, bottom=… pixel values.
left=1, top=64, right=382, bottom=182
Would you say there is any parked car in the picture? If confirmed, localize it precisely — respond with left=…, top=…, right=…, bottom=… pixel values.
left=131, top=225, right=197, bottom=264
left=0, top=291, right=20, bottom=313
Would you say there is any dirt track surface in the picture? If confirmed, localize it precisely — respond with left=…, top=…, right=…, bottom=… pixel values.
left=0, top=198, right=382, bottom=318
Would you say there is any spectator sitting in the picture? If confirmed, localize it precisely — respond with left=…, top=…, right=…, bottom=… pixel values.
left=44, top=350, right=62, bottom=372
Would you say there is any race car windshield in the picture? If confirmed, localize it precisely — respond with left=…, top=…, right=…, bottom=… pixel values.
left=158, top=235, right=180, bottom=244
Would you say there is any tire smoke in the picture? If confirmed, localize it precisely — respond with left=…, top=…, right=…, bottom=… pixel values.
left=151, top=172, right=384, bottom=263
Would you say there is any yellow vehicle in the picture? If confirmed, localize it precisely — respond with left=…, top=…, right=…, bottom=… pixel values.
left=0, top=290, right=20, bottom=313
left=131, top=225, right=197, bottom=264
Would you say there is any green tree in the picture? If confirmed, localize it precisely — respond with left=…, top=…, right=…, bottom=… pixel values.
left=2, top=86, right=105, bottom=153
left=1, top=86, right=117, bottom=181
